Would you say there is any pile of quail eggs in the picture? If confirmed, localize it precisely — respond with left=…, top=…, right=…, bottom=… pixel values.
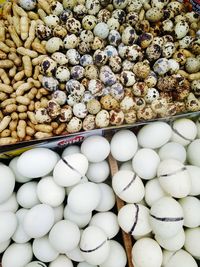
left=26, top=0, right=200, bottom=134
left=0, top=116, right=200, bottom=267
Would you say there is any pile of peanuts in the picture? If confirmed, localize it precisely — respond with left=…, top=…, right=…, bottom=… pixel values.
left=0, top=0, right=200, bottom=145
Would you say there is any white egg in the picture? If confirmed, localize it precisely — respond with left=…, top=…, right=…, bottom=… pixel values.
left=16, top=181, right=40, bottom=209
left=2, top=243, right=33, bottom=267
left=77, top=263, right=97, bottom=267
left=120, top=160, right=133, bottom=171
left=187, top=139, right=200, bottom=167
left=80, top=226, right=110, bottom=265
left=89, top=212, right=119, bottom=239
left=171, top=118, right=197, bottom=146
left=0, top=211, right=17, bottom=243
left=49, top=220, right=80, bottom=253
left=138, top=122, right=172, bottom=149
left=53, top=153, right=88, bottom=187
left=132, top=238, right=163, bottom=267
left=49, top=255, right=73, bottom=267
left=112, top=170, right=145, bottom=203
left=62, top=145, right=81, bottom=157
left=86, top=161, right=110, bottom=183
left=111, top=130, right=138, bottom=162
left=157, top=159, right=191, bottom=198
left=0, top=193, right=18, bottom=213
left=81, top=136, right=110, bottom=163
left=155, top=228, right=185, bottom=251
left=32, top=236, right=59, bottom=262
left=17, top=148, right=58, bottom=178
left=184, top=228, right=200, bottom=260
left=132, top=148, right=160, bottom=180
left=158, top=142, right=186, bottom=163
left=179, top=196, right=200, bottom=228
left=66, top=246, right=85, bottom=262
left=0, top=239, right=10, bottom=253
left=64, top=205, right=92, bottom=228
left=162, top=249, right=198, bottom=267
left=95, top=183, right=115, bottom=212
left=23, top=204, right=54, bottom=238
left=145, top=178, right=168, bottom=207
left=68, top=182, right=101, bottom=214
left=25, top=261, right=47, bottom=267
left=118, top=204, right=152, bottom=236
left=66, top=176, right=88, bottom=195
left=12, top=209, right=31, bottom=244
left=53, top=204, right=64, bottom=223
left=0, top=164, right=15, bottom=204
left=150, top=197, right=184, bottom=239
left=99, top=240, right=127, bottom=267
left=9, top=157, right=32, bottom=183
left=37, top=176, right=65, bottom=207
left=186, top=165, right=200, bottom=196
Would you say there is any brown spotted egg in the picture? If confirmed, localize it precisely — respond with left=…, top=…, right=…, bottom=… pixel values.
left=95, top=109, right=110, bottom=128
left=40, top=57, right=57, bottom=77
left=144, top=88, right=159, bottom=103
left=59, top=106, right=73, bottom=122
left=67, top=117, right=83, bottom=133
left=83, top=115, right=96, bottom=131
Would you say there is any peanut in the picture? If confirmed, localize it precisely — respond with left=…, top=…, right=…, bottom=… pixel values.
left=1, top=129, right=11, bottom=138
left=8, top=26, right=23, bottom=48
left=35, top=132, right=53, bottom=139
left=0, top=69, right=10, bottom=85
left=9, top=66, right=17, bottom=77
left=0, top=41, right=10, bottom=53
left=16, top=96, right=31, bottom=105
left=0, top=84, right=13, bottom=93
left=0, top=116, right=11, bottom=132
left=9, top=120, right=18, bottom=131
left=4, top=104, right=17, bottom=113
left=14, top=70, right=25, bottom=81
left=19, top=113, right=27, bottom=120
left=17, top=120, right=26, bottom=139
left=0, top=137, right=18, bottom=145
left=22, top=55, right=32, bottom=77
left=0, top=60, right=14, bottom=68
left=1, top=98, right=16, bottom=108
left=17, top=47, right=38, bottom=58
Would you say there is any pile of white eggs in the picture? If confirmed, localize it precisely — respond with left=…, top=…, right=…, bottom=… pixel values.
left=0, top=117, right=200, bottom=267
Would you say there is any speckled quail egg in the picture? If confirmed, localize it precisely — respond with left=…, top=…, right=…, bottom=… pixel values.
left=108, top=30, right=121, bottom=47
left=168, top=59, right=180, bottom=74
left=35, top=108, right=51, bottom=123
left=67, top=117, right=83, bottom=133
left=110, top=83, right=124, bottom=101
left=45, top=37, right=63, bottom=53
left=120, top=96, right=135, bottom=112
left=56, top=66, right=70, bottom=82
left=107, top=17, right=120, bottom=30
left=87, top=99, right=101, bottom=115
left=132, top=82, right=148, bottom=97
left=73, top=4, right=87, bottom=19
left=63, top=0, right=77, bottom=9
left=59, top=9, right=73, bottom=23
left=153, top=58, right=169, bottom=75
left=120, top=71, right=136, bottom=86
left=85, top=0, right=101, bottom=15
left=167, top=1, right=183, bottom=15
left=67, top=94, right=80, bottom=106
left=42, top=76, right=59, bottom=91
left=179, top=36, right=194, bottom=49
left=47, top=100, right=61, bottom=118
left=144, top=72, right=158, bottom=88
left=100, top=95, right=120, bottom=110
left=175, top=21, right=189, bottom=39
left=122, top=26, right=137, bottom=45
left=109, top=110, right=124, bottom=126
left=112, top=9, right=126, bottom=24
left=137, top=106, right=156, bottom=121
left=138, top=33, right=153, bottom=49
left=109, top=56, right=122, bottom=73
left=40, top=57, right=57, bottom=77
left=191, top=80, right=200, bottom=96
left=53, top=25, right=67, bottom=39
left=71, top=66, right=85, bottom=80
left=145, top=88, right=160, bottom=103
left=18, top=0, right=36, bottom=10
left=104, top=45, right=118, bottom=58
left=185, top=57, right=200, bottom=73
left=99, top=66, right=116, bottom=86
left=52, top=90, right=67, bottom=105
left=44, top=15, right=60, bottom=27
left=95, top=110, right=110, bottom=128
left=50, top=1, right=64, bottom=15
left=146, top=44, right=162, bottom=62
left=127, top=45, right=142, bottom=62
left=133, top=62, right=150, bottom=79
left=93, top=50, right=108, bottom=66
left=64, top=34, right=79, bottom=49
left=51, top=52, right=68, bottom=65
left=36, top=24, right=52, bottom=40
left=73, top=103, right=88, bottom=118
left=83, top=115, right=96, bottom=131
left=80, top=30, right=94, bottom=43
left=124, top=109, right=137, bottom=124
left=82, top=91, right=95, bottom=103
left=82, top=15, right=97, bottom=30
left=59, top=106, right=73, bottom=122
left=145, top=7, right=163, bottom=22
left=162, top=19, right=174, bottom=32
left=88, top=79, right=104, bottom=96
left=66, top=18, right=81, bottom=34
left=162, top=42, right=176, bottom=58
left=80, top=54, right=93, bottom=67
left=66, top=49, right=80, bottom=65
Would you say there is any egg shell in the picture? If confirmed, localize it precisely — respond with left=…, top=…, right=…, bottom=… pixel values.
left=17, top=148, right=58, bottom=178
left=25, top=261, right=47, bottom=267
left=53, top=204, right=64, bottom=223
left=68, top=182, right=101, bottom=214
left=0, top=211, right=17, bottom=243
left=162, top=249, right=198, bottom=267
left=49, top=255, right=73, bottom=267
left=64, top=205, right=92, bottom=228
left=86, top=161, right=110, bottom=183
left=66, top=246, right=85, bottom=262
left=112, top=170, right=145, bottom=203
left=95, top=183, right=115, bottom=212
left=157, top=159, right=191, bottom=198
left=119, top=161, right=133, bottom=171
left=171, top=119, right=197, bottom=146
left=81, top=136, right=110, bottom=163
left=0, top=240, right=10, bottom=254
left=23, top=204, right=54, bottom=238
left=0, top=164, right=15, bottom=204
left=158, top=142, right=186, bottom=163
left=118, top=204, right=152, bottom=236
left=53, top=153, right=88, bottom=187
left=32, top=236, right=59, bottom=262
left=9, top=157, right=31, bottom=183
left=186, top=165, right=200, bottom=196
left=184, top=228, right=200, bottom=259
left=37, top=176, right=65, bottom=207
left=16, top=182, right=40, bottom=209
left=80, top=226, right=110, bottom=265
left=138, top=122, right=172, bottom=149
left=99, top=240, right=127, bottom=267
left=179, top=196, right=200, bottom=228
left=77, top=262, right=97, bottom=267
left=12, top=209, right=31, bottom=244
left=62, top=145, right=81, bottom=157
left=145, top=178, right=168, bottom=207
left=0, top=193, right=18, bottom=213
left=2, top=243, right=33, bottom=267
left=150, top=197, right=184, bottom=239
left=187, top=139, right=200, bottom=167
left=89, top=212, right=119, bottom=239
left=49, top=220, right=80, bottom=253
left=132, top=148, right=160, bottom=180
left=111, top=130, right=138, bottom=162
left=132, top=238, right=163, bottom=267
left=155, top=228, right=185, bottom=251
